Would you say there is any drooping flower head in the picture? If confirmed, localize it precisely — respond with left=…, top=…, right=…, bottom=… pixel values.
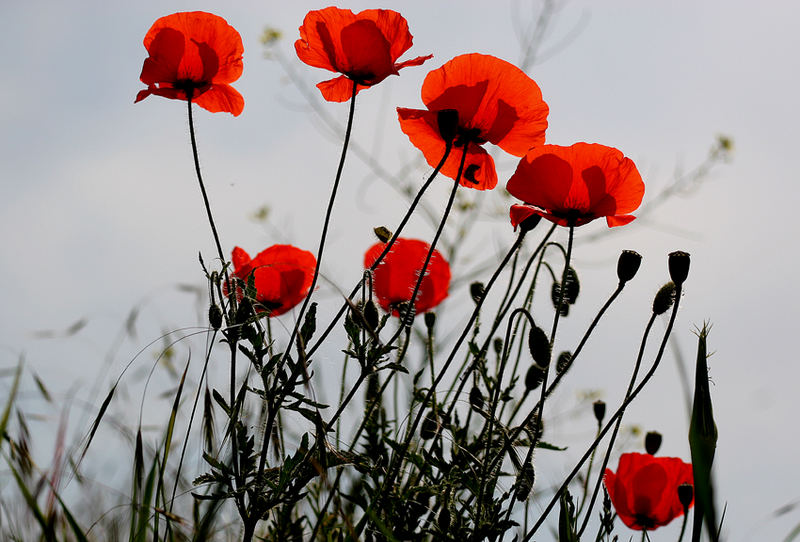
left=364, top=238, right=450, bottom=316
left=604, top=452, right=694, bottom=531
left=135, top=12, right=244, bottom=116
left=506, top=142, right=644, bottom=228
left=397, top=54, right=549, bottom=190
left=295, top=7, right=431, bottom=102
left=230, top=245, right=316, bottom=316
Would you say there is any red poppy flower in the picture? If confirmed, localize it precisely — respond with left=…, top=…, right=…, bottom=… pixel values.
left=506, top=142, right=644, bottom=228
left=364, top=238, right=450, bottom=316
left=230, top=245, right=316, bottom=316
left=135, top=12, right=244, bottom=116
left=295, top=7, right=431, bottom=103
left=604, top=452, right=694, bottom=531
left=397, top=54, right=549, bottom=190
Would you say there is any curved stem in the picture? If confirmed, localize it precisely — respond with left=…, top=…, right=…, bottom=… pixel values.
left=523, top=284, right=683, bottom=541
left=306, top=142, right=453, bottom=360
left=187, top=97, right=227, bottom=270
left=257, top=80, right=358, bottom=480
left=578, top=313, right=657, bottom=535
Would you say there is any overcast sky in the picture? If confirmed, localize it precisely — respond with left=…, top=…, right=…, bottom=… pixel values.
left=1, top=1, right=799, bottom=539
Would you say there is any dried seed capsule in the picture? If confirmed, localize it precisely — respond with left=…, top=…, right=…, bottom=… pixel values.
left=668, top=251, right=690, bottom=286
left=424, top=311, right=436, bottom=329
left=617, top=250, right=642, bottom=283
left=470, top=281, right=485, bottom=304
left=652, top=282, right=677, bottom=315
left=593, top=400, right=606, bottom=425
left=645, top=431, right=663, bottom=455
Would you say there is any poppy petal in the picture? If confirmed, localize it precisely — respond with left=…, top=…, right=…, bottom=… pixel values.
left=193, top=84, right=244, bottom=116
left=316, top=76, right=367, bottom=102
left=364, top=239, right=450, bottom=315
left=140, top=28, right=184, bottom=84
left=506, top=143, right=644, bottom=227
left=397, top=108, right=497, bottom=190
left=420, top=54, right=548, bottom=155
left=339, top=19, right=394, bottom=82
left=137, top=12, right=243, bottom=113
left=394, top=54, right=434, bottom=71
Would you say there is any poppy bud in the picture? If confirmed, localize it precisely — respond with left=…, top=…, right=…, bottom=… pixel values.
left=493, top=337, right=503, bottom=357
left=556, top=351, right=573, bottom=376
left=652, top=282, right=677, bottom=315
left=677, top=483, right=694, bottom=511
left=551, top=283, right=570, bottom=316
left=469, top=385, right=484, bottom=411
left=437, top=109, right=459, bottom=145
left=373, top=226, right=393, bottom=243
left=593, top=400, right=606, bottom=425
left=470, top=281, right=485, bottom=304
left=424, top=311, right=436, bottom=329
left=421, top=412, right=438, bottom=440
left=564, top=267, right=580, bottom=304
left=645, top=431, right=663, bottom=455
left=617, top=250, right=642, bottom=284
left=208, top=304, right=223, bottom=330
left=364, top=300, right=379, bottom=330
left=668, top=251, right=690, bottom=286
left=528, top=326, right=551, bottom=367
left=514, top=461, right=535, bottom=502
left=518, top=213, right=542, bottom=233
left=525, top=364, right=545, bottom=391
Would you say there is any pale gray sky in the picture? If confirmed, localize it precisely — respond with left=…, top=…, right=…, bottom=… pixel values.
left=1, top=1, right=798, bottom=539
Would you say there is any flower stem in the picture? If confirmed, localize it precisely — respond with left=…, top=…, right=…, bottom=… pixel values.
left=522, top=283, right=684, bottom=541
left=578, top=312, right=657, bottom=535
left=256, top=80, right=358, bottom=479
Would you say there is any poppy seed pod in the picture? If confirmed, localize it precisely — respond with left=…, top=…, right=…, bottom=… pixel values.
left=645, top=431, right=663, bottom=455
left=424, top=311, right=436, bottom=329
left=677, top=483, right=694, bottom=511
left=525, top=364, right=546, bottom=391
left=617, top=250, right=642, bottom=283
left=493, top=337, right=503, bottom=357
left=528, top=326, right=551, bottom=367
left=437, top=109, right=459, bottom=145
left=668, top=251, right=690, bottom=286
left=593, top=400, right=606, bottom=425
left=653, top=282, right=677, bottom=315
left=470, top=281, right=485, bottom=304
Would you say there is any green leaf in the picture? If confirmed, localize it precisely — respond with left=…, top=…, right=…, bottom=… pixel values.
left=689, top=323, right=719, bottom=542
